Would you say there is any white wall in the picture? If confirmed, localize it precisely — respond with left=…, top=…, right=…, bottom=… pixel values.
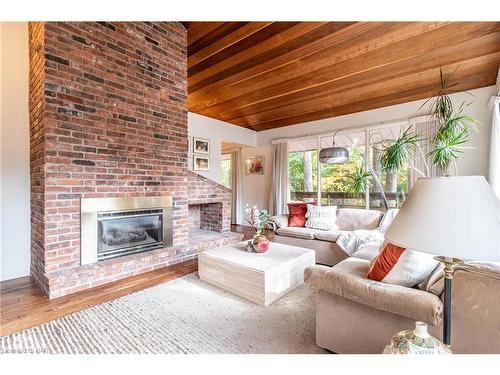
left=0, top=22, right=31, bottom=281
left=240, top=85, right=497, bottom=212
left=188, top=112, right=257, bottom=183
left=240, top=146, right=273, bottom=222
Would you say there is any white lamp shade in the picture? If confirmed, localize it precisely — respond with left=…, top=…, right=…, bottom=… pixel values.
left=385, top=176, right=500, bottom=261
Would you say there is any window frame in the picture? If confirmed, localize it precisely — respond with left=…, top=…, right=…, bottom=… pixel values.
left=288, top=121, right=413, bottom=210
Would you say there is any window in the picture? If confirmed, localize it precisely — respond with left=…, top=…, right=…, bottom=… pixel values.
left=319, top=131, right=367, bottom=208
left=367, top=124, right=410, bottom=209
left=221, top=153, right=231, bottom=189
left=288, top=123, right=410, bottom=211
left=289, top=139, right=318, bottom=203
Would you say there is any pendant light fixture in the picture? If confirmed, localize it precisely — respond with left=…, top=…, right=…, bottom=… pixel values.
left=319, top=130, right=349, bottom=164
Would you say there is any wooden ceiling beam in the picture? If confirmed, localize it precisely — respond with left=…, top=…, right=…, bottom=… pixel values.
left=188, top=22, right=452, bottom=112
left=188, top=22, right=248, bottom=56
left=188, top=22, right=327, bottom=87
left=250, top=70, right=497, bottom=131
left=232, top=54, right=500, bottom=127
left=218, top=33, right=500, bottom=122
left=188, top=22, right=273, bottom=68
left=184, top=22, right=500, bottom=131
left=192, top=22, right=499, bottom=117
left=185, top=22, right=226, bottom=46
left=188, top=21, right=357, bottom=94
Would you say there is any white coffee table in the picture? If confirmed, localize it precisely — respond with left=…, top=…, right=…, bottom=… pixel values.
left=198, top=241, right=315, bottom=306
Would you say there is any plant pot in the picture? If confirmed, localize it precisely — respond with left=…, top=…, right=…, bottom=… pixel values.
left=390, top=322, right=451, bottom=354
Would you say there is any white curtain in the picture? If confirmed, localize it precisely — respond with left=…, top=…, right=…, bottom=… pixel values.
left=231, top=148, right=243, bottom=225
left=269, top=141, right=290, bottom=215
left=409, top=116, right=440, bottom=190
left=488, top=96, right=500, bottom=199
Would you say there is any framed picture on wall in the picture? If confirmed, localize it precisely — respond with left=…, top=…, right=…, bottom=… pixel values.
left=245, top=156, right=265, bottom=175
left=193, top=155, right=210, bottom=171
left=193, top=137, right=210, bottom=154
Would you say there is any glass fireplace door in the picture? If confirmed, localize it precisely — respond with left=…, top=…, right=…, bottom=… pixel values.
left=97, top=209, right=164, bottom=260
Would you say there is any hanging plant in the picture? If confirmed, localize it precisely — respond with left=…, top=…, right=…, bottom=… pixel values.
left=429, top=127, right=472, bottom=172
left=380, top=127, right=423, bottom=173
left=379, top=66, right=479, bottom=177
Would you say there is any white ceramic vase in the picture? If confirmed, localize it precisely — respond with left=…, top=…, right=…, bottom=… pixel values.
left=390, top=321, right=452, bottom=354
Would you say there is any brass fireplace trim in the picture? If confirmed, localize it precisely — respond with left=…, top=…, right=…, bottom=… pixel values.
left=80, top=196, right=173, bottom=265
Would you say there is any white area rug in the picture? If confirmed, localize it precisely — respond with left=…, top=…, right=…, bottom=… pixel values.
left=0, top=273, right=326, bottom=354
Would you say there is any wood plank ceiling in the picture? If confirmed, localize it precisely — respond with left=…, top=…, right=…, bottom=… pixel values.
left=182, top=22, right=500, bottom=132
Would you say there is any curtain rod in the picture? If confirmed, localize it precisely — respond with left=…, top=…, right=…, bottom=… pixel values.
left=271, top=114, right=431, bottom=145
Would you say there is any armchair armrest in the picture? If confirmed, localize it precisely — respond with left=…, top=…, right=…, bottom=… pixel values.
left=268, top=214, right=289, bottom=231
left=304, top=258, right=443, bottom=326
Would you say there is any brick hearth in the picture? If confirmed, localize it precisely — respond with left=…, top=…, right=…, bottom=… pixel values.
left=28, top=22, right=241, bottom=298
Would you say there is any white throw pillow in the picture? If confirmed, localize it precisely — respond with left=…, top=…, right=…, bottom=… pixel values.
left=367, top=242, right=439, bottom=288
left=305, top=204, right=338, bottom=231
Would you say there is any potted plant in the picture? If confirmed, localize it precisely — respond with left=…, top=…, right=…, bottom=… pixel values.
left=350, top=67, right=479, bottom=207
left=244, top=204, right=270, bottom=253
left=383, top=67, right=478, bottom=176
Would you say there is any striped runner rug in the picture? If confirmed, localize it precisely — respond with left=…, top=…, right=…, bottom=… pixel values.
left=0, top=273, right=326, bottom=354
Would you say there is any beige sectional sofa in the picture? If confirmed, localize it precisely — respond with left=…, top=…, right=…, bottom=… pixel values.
left=269, top=208, right=388, bottom=265
left=305, top=258, right=500, bottom=354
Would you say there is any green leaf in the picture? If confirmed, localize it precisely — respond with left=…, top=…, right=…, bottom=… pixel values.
left=348, top=165, right=372, bottom=193
left=380, top=127, right=423, bottom=173
left=429, top=127, right=471, bottom=170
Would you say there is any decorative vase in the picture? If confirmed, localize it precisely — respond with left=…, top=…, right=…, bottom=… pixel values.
left=390, top=322, right=451, bottom=354
left=252, top=234, right=269, bottom=253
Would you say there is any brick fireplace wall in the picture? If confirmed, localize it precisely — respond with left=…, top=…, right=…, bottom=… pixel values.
left=187, top=171, right=232, bottom=232
left=28, top=22, right=239, bottom=298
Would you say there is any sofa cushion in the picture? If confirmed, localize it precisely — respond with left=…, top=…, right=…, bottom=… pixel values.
left=351, top=244, right=380, bottom=261
left=313, top=230, right=343, bottom=242
left=336, top=209, right=383, bottom=231
left=304, top=258, right=443, bottom=326
left=367, top=242, right=439, bottom=288
left=461, top=261, right=500, bottom=280
left=287, top=202, right=317, bottom=227
left=377, top=209, right=399, bottom=233
left=305, top=204, right=338, bottom=231
left=269, top=214, right=289, bottom=229
left=276, top=226, right=321, bottom=240
left=417, top=264, right=445, bottom=296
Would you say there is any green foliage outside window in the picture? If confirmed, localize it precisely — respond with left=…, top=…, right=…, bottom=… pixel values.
left=289, top=146, right=408, bottom=194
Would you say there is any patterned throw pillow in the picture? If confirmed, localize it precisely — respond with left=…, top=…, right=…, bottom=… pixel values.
left=367, top=242, right=439, bottom=287
left=287, top=202, right=317, bottom=227
left=305, top=204, right=338, bottom=231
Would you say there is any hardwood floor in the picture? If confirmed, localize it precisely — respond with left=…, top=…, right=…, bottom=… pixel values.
left=0, top=259, right=197, bottom=337
left=0, top=226, right=268, bottom=337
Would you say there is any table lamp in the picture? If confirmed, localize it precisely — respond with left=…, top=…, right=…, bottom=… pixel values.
left=385, top=176, right=500, bottom=347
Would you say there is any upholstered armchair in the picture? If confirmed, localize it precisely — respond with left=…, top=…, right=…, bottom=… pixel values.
left=305, top=258, right=500, bottom=354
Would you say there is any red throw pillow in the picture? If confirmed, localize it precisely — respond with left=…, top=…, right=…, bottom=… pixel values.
left=366, top=242, right=405, bottom=281
left=287, top=202, right=317, bottom=227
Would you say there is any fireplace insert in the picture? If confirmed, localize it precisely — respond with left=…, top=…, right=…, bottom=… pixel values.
left=97, top=209, right=164, bottom=260
left=80, top=196, right=173, bottom=265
